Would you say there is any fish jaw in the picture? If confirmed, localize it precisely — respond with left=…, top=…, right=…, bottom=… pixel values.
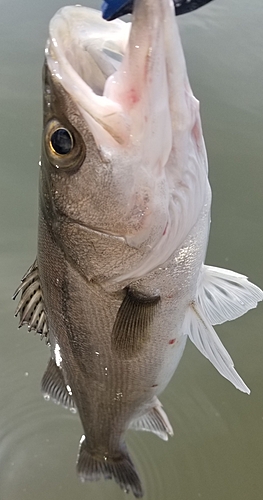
left=46, top=6, right=131, bottom=147
left=45, top=1, right=210, bottom=283
left=104, top=0, right=211, bottom=278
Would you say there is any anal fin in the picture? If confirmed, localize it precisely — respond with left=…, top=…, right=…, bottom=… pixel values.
left=129, top=397, right=173, bottom=441
left=41, top=358, right=76, bottom=411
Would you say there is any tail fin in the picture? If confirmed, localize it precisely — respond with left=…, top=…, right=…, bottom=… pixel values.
left=76, top=436, right=143, bottom=498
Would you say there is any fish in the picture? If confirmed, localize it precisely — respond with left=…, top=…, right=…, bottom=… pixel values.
left=102, top=0, right=214, bottom=21
left=13, top=0, right=263, bottom=497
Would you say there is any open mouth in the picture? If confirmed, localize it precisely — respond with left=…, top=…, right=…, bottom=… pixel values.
left=45, top=7, right=132, bottom=146
left=45, top=1, right=180, bottom=151
left=47, top=7, right=129, bottom=94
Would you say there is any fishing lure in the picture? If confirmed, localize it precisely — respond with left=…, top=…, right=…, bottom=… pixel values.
left=102, top=0, right=214, bottom=21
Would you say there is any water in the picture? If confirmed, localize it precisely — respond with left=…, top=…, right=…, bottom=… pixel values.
left=1, top=0, right=263, bottom=499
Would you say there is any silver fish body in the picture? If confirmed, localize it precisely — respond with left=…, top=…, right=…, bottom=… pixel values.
left=14, top=0, right=263, bottom=497
left=37, top=62, right=209, bottom=494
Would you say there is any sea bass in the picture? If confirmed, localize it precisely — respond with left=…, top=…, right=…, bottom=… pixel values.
left=13, top=0, right=263, bottom=497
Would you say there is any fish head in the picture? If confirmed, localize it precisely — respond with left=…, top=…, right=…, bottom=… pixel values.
left=41, top=0, right=210, bottom=284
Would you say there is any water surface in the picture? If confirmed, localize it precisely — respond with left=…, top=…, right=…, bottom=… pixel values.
left=1, top=1, right=263, bottom=499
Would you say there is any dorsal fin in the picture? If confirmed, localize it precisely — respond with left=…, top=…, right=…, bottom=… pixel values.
left=129, top=397, right=173, bottom=441
left=41, top=358, right=76, bottom=411
left=13, top=259, right=49, bottom=342
left=111, top=287, right=160, bottom=358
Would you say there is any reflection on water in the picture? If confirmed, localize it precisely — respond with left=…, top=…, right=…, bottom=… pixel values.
left=1, top=0, right=263, bottom=499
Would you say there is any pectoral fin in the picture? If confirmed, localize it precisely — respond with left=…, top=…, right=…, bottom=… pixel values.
left=183, top=302, right=250, bottom=394
left=112, top=287, right=160, bottom=358
left=129, top=397, right=173, bottom=441
left=13, top=260, right=49, bottom=342
left=41, top=358, right=76, bottom=411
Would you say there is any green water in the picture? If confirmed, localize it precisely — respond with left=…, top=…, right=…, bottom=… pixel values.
left=1, top=0, right=263, bottom=499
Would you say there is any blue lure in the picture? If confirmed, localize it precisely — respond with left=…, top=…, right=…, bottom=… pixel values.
left=101, top=0, right=213, bottom=21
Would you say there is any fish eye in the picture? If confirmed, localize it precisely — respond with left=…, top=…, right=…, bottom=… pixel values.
left=44, top=118, right=85, bottom=170
left=50, top=128, right=73, bottom=155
